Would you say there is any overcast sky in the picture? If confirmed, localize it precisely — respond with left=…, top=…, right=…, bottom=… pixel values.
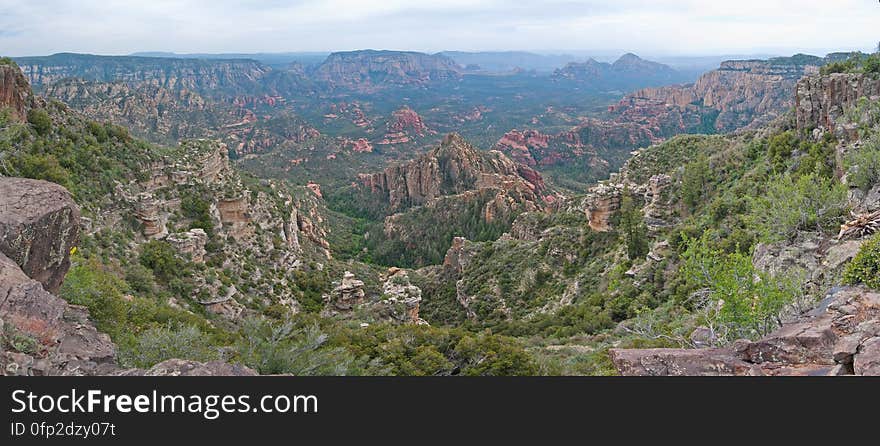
left=1, top=0, right=878, bottom=57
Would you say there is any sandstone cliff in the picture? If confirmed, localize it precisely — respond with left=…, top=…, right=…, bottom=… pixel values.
left=795, top=72, right=880, bottom=138
left=612, top=56, right=823, bottom=134
left=360, top=133, right=546, bottom=212
left=15, top=53, right=272, bottom=97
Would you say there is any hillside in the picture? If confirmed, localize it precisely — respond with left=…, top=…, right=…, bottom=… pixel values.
left=0, top=57, right=540, bottom=376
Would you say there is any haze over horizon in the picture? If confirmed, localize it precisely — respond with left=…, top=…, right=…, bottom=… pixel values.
left=1, top=0, right=878, bottom=58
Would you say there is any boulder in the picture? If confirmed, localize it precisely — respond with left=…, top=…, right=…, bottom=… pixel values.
left=0, top=178, right=80, bottom=294
left=609, top=348, right=762, bottom=376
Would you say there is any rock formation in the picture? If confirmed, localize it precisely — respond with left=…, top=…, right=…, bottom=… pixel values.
left=610, top=286, right=880, bottom=376
left=166, top=228, right=208, bottom=263
left=378, top=106, right=433, bottom=145
left=378, top=268, right=425, bottom=325
left=0, top=178, right=80, bottom=294
left=361, top=133, right=547, bottom=212
left=0, top=62, right=32, bottom=122
left=325, top=271, right=366, bottom=312
left=612, top=56, right=823, bottom=134
left=795, top=72, right=880, bottom=139
left=0, top=178, right=113, bottom=376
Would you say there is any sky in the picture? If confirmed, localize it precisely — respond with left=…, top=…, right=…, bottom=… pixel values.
left=1, top=0, right=878, bottom=57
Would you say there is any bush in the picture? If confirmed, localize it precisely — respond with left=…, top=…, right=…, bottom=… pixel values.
left=618, top=190, right=648, bottom=260
left=845, top=135, right=880, bottom=191
left=864, top=54, right=880, bottom=75
left=118, top=323, right=219, bottom=368
left=235, top=318, right=358, bottom=375
left=139, top=240, right=188, bottom=282
left=843, top=233, right=880, bottom=289
left=749, top=172, right=848, bottom=242
left=681, top=232, right=799, bottom=341
left=27, top=109, right=52, bottom=136
left=13, top=153, right=71, bottom=188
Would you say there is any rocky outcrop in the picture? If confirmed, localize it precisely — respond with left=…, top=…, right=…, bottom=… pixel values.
left=752, top=233, right=862, bottom=293
left=377, top=268, right=425, bottom=325
left=610, top=286, right=880, bottom=376
left=795, top=72, right=880, bottom=138
left=166, top=228, right=208, bottom=263
left=377, top=106, right=433, bottom=145
left=0, top=178, right=116, bottom=376
left=313, top=50, right=461, bottom=92
left=0, top=178, right=80, bottom=294
left=114, top=359, right=257, bottom=376
left=0, top=62, right=32, bottom=122
left=612, top=56, right=823, bottom=134
left=324, top=271, right=366, bottom=312
left=573, top=182, right=623, bottom=232
left=361, top=133, right=547, bottom=212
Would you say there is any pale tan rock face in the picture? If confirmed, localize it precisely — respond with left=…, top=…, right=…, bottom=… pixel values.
left=613, top=58, right=818, bottom=134
left=795, top=72, right=880, bottom=138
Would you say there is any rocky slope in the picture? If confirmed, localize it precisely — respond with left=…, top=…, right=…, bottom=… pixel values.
left=605, top=65, right=880, bottom=376
left=41, top=77, right=320, bottom=154
left=0, top=177, right=254, bottom=376
left=611, top=55, right=825, bottom=134
left=360, top=132, right=547, bottom=212
left=15, top=53, right=274, bottom=97
left=610, top=286, right=880, bottom=376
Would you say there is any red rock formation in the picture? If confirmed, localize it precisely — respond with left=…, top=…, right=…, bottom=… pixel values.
left=361, top=133, right=546, bottom=212
left=377, top=106, right=433, bottom=145
left=0, top=63, right=32, bottom=122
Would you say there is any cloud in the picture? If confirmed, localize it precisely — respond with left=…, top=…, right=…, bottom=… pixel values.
left=0, top=0, right=877, bottom=56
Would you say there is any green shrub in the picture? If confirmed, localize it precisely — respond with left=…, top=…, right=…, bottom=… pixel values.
left=846, top=138, right=880, bottom=191
left=767, top=131, right=797, bottom=172
left=118, top=323, right=219, bottom=368
left=864, top=54, right=880, bottom=75
left=843, top=233, right=880, bottom=289
left=27, top=109, right=52, bottom=136
left=235, top=318, right=359, bottom=375
left=618, top=191, right=648, bottom=260
left=139, top=240, right=188, bottom=282
left=681, top=232, right=799, bottom=341
left=820, top=59, right=856, bottom=75
left=749, top=172, right=848, bottom=242
left=13, top=153, right=71, bottom=188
